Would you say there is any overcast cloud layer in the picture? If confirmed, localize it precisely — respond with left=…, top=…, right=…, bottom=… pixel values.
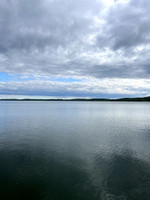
left=0, top=0, right=150, bottom=98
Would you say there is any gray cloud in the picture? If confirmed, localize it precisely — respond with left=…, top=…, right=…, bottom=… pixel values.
left=0, top=0, right=150, bottom=84
left=0, top=0, right=101, bottom=52
left=97, top=0, right=150, bottom=50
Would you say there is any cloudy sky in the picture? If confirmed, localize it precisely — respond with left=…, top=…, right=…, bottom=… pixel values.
left=0, top=0, right=150, bottom=98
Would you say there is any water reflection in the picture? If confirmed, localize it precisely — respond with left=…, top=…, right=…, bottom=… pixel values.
left=94, top=150, right=150, bottom=200
left=0, top=147, right=99, bottom=200
left=0, top=102, right=150, bottom=200
left=0, top=146, right=149, bottom=199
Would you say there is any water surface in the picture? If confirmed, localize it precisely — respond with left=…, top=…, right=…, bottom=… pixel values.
left=0, top=101, right=150, bottom=200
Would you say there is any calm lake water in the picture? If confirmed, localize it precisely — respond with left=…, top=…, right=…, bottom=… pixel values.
left=0, top=101, right=150, bottom=200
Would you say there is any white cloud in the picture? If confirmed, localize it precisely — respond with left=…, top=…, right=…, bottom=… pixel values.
left=0, top=78, right=150, bottom=98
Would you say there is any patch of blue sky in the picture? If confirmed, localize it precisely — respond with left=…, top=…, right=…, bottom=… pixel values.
left=0, top=72, right=13, bottom=82
left=26, top=76, right=82, bottom=82
left=0, top=72, right=36, bottom=82
left=0, top=72, right=83, bottom=82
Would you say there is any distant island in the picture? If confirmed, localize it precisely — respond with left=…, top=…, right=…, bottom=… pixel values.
left=0, top=96, right=150, bottom=101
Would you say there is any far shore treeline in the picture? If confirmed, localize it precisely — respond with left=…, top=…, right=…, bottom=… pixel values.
left=0, top=96, right=150, bottom=102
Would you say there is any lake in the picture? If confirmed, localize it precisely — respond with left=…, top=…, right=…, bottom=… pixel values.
left=0, top=101, right=150, bottom=200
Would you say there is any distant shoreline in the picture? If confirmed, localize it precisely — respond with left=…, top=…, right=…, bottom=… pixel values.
left=0, top=96, right=150, bottom=102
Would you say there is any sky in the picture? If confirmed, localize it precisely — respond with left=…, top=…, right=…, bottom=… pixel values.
left=0, top=0, right=150, bottom=99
